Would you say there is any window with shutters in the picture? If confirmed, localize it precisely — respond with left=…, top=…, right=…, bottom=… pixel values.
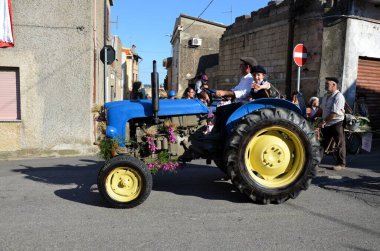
left=0, top=67, right=21, bottom=120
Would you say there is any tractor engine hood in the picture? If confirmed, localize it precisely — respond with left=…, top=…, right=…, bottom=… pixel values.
left=104, top=99, right=209, bottom=144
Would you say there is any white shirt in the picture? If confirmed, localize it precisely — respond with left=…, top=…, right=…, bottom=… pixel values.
left=195, top=79, right=203, bottom=94
left=321, top=90, right=345, bottom=127
left=231, top=73, right=253, bottom=102
left=252, top=80, right=270, bottom=93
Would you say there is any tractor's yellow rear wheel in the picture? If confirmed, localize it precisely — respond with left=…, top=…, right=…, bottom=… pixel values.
left=98, top=155, right=152, bottom=208
left=226, top=108, right=321, bottom=204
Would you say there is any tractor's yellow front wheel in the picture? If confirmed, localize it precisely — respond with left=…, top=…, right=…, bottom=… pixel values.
left=98, top=155, right=152, bottom=208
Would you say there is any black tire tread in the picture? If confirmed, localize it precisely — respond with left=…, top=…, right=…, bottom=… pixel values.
left=226, top=108, right=320, bottom=204
left=97, top=155, right=153, bottom=208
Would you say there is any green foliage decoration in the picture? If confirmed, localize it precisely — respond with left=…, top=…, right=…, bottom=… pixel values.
left=98, top=138, right=118, bottom=161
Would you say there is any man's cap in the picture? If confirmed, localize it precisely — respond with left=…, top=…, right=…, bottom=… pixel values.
left=168, top=90, right=176, bottom=97
left=201, top=74, right=208, bottom=81
left=252, top=65, right=267, bottom=74
left=240, top=57, right=258, bottom=68
left=325, top=77, right=339, bottom=84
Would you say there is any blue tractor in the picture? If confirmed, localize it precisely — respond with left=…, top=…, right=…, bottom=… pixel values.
left=97, top=61, right=321, bottom=208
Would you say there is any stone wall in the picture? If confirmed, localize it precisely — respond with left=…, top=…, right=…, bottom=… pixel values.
left=217, top=0, right=324, bottom=100
left=293, top=18, right=324, bottom=99
left=217, top=0, right=380, bottom=103
left=318, top=20, right=347, bottom=97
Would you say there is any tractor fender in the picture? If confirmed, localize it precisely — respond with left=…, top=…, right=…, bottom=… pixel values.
left=225, top=98, right=304, bottom=133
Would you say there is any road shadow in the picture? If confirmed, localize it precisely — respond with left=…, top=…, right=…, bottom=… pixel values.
left=12, top=159, right=250, bottom=207
left=316, top=144, right=380, bottom=205
left=13, top=159, right=108, bottom=208
left=312, top=175, right=380, bottom=197
left=321, top=152, right=380, bottom=174
left=287, top=202, right=380, bottom=239
left=152, top=163, right=250, bottom=204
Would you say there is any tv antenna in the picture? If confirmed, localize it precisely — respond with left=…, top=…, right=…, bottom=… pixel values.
left=222, top=6, right=232, bottom=24
left=111, top=16, right=119, bottom=30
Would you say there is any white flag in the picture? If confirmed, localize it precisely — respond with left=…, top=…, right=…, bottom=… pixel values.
left=0, top=0, right=14, bottom=47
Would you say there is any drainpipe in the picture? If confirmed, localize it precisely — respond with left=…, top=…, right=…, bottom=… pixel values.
left=285, top=0, right=295, bottom=99
left=93, top=0, right=98, bottom=143
left=103, top=0, right=108, bottom=103
left=93, top=0, right=97, bottom=104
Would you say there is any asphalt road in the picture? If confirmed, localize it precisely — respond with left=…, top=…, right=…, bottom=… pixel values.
left=0, top=152, right=379, bottom=251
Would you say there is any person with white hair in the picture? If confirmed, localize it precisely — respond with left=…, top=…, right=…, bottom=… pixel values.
left=306, top=96, right=321, bottom=121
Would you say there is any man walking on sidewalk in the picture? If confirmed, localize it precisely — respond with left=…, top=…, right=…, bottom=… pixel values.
left=319, top=77, right=346, bottom=170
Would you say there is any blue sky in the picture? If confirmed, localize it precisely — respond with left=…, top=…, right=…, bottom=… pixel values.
left=111, top=0, right=269, bottom=86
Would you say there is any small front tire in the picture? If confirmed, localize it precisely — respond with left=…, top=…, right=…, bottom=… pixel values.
left=98, top=155, right=153, bottom=208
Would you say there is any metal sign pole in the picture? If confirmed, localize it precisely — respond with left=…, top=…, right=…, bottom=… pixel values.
left=104, top=47, right=108, bottom=103
left=297, top=66, right=301, bottom=92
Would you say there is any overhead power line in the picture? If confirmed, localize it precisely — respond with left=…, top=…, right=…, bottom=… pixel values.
left=182, top=0, right=215, bottom=32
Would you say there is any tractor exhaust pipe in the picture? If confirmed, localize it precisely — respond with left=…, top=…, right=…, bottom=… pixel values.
left=151, top=60, right=159, bottom=123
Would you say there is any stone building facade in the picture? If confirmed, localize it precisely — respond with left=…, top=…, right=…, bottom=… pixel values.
left=122, top=46, right=141, bottom=99
left=217, top=0, right=324, bottom=100
left=108, top=35, right=124, bottom=102
left=0, top=0, right=114, bottom=159
left=215, top=0, right=380, bottom=129
left=170, top=14, right=226, bottom=96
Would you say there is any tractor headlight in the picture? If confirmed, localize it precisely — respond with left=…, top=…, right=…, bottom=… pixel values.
left=106, top=126, right=117, bottom=138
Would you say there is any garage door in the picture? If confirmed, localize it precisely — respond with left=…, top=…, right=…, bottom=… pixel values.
left=357, top=57, right=380, bottom=131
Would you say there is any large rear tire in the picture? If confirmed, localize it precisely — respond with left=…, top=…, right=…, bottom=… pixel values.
left=98, top=155, right=153, bottom=208
left=226, top=108, right=321, bottom=204
left=214, top=159, right=228, bottom=175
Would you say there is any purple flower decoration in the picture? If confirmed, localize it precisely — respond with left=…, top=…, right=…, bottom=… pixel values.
left=168, top=127, right=176, bottom=143
left=147, top=136, right=157, bottom=153
left=208, top=107, right=214, bottom=119
left=146, top=162, right=182, bottom=173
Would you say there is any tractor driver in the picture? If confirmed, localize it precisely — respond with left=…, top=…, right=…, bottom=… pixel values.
left=212, top=57, right=257, bottom=133
left=215, top=57, right=256, bottom=102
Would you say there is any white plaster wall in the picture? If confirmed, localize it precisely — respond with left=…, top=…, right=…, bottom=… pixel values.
left=0, top=0, right=103, bottom=158
left=342, top=18, right=380, bottom=105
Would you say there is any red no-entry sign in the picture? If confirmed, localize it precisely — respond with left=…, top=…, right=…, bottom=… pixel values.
left=293, top=44, right=308, bottom=67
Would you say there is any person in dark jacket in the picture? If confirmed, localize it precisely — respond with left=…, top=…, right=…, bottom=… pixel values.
left=131, top=81, right=146, bottom=100
left=250, top=65, right=271, bottom=100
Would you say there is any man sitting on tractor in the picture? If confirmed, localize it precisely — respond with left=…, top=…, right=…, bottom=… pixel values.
left=215, top=57, right=256, bottom=102
left=212, top=57, right=257, bottom=133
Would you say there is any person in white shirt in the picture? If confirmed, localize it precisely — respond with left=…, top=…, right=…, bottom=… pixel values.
left=212, top=57, right=257, bottom=134
left=195, top=74, right=209, bottom=94
left=319, top=77, right=346, bottom=170
left=215, top=57, right=256, bottom=102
